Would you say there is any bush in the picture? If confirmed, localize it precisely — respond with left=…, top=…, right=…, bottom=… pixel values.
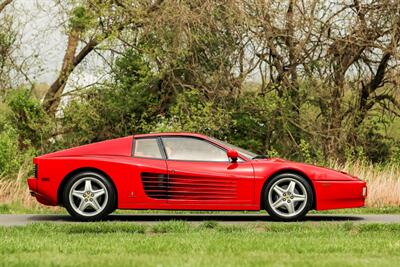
left=142, top=88, right=232, bottom=136
left=0, top=126, right=21, bottom=176
left=0, top=88, right=49, bottom=178
left=4, top=88, right=52, bottom=152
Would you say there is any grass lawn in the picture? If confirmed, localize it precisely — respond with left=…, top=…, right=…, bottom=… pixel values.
left=1, top=202, right=400, bottom=215
left=1, top=221, right=400, bottom=267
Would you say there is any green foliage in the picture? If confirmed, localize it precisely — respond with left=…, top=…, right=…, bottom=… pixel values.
left=69, top=6, right=94, bottom=31
left=0, top=89, right=50, bottom=178
left=340, top=117, right=395, bottom=164
left=61, top=97, right=103, bottom=146
left=360, top=125, right=392, bottom=164
left=61, top=50, right=161, bottom=145
left=142, top=89, right=232, bottom=136
left=298, top=139, right=313, bottom=164
left=0, top=126, right=21, bottom=176
left=266, top=147, right=280, bottom=158
left=390, top=145, right=400, bottom=164
left=227, top=92, right=293, bottom=157
left=60, top=48, right=400, bottom=164
left=138, top=1, right=242, bottom=98
left=0, top=31, right=15, bottom=64
left=5, top=88, right=52, bottom=151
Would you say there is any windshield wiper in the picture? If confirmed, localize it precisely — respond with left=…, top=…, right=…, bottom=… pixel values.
left=252, top=155, right=268, bottom=159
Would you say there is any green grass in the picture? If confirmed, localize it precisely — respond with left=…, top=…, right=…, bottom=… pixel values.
left=0, top=222, right=400, bottom=267
left=2, top=202, right=400, bottom=215
left=309, top=206, right=400, bottom=214
left=0, top=203, right=65, bottom=215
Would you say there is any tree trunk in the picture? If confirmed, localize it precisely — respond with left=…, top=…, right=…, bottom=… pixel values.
left=43, top=29, right=79, bottom=115
left=42, top=0, right=165, bottom=117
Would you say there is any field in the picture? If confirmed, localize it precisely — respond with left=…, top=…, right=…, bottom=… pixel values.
left=1, top=221, right=400, bottom=267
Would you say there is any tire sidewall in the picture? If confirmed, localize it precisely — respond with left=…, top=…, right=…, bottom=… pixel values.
left=264, top=173, right=313, bottom=221
left=62, top=171, right=116, bottom=221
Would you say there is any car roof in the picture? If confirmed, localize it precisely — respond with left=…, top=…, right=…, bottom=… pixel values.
left=132, top=132, right=250, bottom=161
left=133, top=132, right=207, bottom=139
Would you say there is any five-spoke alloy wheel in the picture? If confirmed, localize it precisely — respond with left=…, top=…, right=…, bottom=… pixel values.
left=63, top=171, right=116, bottom=221
left=264, top=173, right=313, bottom=221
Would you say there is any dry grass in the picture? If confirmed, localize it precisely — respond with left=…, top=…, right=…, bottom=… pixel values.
left=0, top=161, right=399, bottom=211
left=0, top=179, right=37, bottom=208
left=0, top=164, right=37, bottom=209
left=0, top=164, right=61, bottom=212
left=331, top=161, right=400, bottom=207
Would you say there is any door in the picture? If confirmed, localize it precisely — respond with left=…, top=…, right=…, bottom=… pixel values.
left=161, top=136, right=255, bottom=208
left=131, top=137, right=168, bottom=204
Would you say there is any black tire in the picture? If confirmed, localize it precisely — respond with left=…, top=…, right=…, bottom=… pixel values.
left=263, top=173, right=313, bottom=222
left=62, top=171, right=116, bottom=221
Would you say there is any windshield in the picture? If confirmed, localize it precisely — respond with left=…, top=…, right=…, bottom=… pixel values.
left=209, top=137, right=261, bottom=159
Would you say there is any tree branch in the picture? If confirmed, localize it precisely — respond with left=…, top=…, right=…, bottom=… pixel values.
left=43, top=0, right=165, bottom=116
left=0, top=0, right=12, bottom=14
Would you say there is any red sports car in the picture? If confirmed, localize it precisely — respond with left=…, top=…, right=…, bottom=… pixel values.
left=27, top=132, right=367, bottom=221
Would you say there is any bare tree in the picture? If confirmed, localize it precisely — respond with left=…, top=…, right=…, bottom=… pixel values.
left=43, top=0, right=164, bottom=116
left=242, top=0, right=400, bottom=158
left=0, top=0, right=14, bottom=92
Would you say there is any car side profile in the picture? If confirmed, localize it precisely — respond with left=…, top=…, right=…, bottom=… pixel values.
left=27, top=132, right=367, bottom=221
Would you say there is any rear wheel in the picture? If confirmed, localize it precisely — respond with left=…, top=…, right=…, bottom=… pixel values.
left=63, top=171, right=116, bottom=221
left=264, top=173, right=313, bottom=221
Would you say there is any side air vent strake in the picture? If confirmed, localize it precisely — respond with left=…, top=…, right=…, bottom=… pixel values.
left=141, top=172, right=237, bottom=200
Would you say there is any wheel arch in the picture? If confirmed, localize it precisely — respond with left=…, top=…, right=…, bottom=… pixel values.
left=260, top=168, right=316, bottom=210
left=57, top=167, right=118, bottom=209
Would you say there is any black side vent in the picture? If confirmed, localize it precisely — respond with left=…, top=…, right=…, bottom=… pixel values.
left=34, top=164, right=38, bottom=178
left=141, top=173, right=168, bottom=199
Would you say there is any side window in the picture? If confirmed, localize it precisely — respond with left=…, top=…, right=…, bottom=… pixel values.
left=134, top=138, right=163, bottom=159
left=162, top=137, right=228, bottom=162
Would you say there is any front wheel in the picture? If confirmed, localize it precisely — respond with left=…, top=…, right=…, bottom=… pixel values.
left=63, top=171, right=116, bottom=221
left=264, top=173, right=313, bottom=221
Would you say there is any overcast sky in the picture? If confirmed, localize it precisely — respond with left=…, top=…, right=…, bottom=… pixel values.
left=13, top=0, right=64, bottom=83
left=10, top=0, right=105, bottom=90
left=9, top=0, right=259, bottom=89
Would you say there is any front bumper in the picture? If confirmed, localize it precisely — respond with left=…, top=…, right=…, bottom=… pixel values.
left=314, top=179, right=367, bottom=210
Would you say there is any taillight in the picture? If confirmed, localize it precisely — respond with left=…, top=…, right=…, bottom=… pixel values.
left=362, top=186, right=367, bottom=197
left=34, top=164, right=38, bottom=178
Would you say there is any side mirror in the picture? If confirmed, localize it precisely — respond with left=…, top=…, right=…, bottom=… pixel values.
left=227, top=149, right=238, bottom=162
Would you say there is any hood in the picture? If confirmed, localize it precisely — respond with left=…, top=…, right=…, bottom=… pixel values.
left=251, top=157, right=290, bottom=163
left=36, top=136, right=133, bottom=159
left=252, top=157, right=360, bottom=181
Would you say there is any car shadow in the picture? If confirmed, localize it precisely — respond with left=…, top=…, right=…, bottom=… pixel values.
left=28, top=213, right=364, bottom=223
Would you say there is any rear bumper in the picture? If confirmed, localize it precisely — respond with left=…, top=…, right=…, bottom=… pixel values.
left=314, top=179, right=367, bottom=210
left=27, top=177, right=37, bottom=193
left=26, top=177, right=54, bottom=206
